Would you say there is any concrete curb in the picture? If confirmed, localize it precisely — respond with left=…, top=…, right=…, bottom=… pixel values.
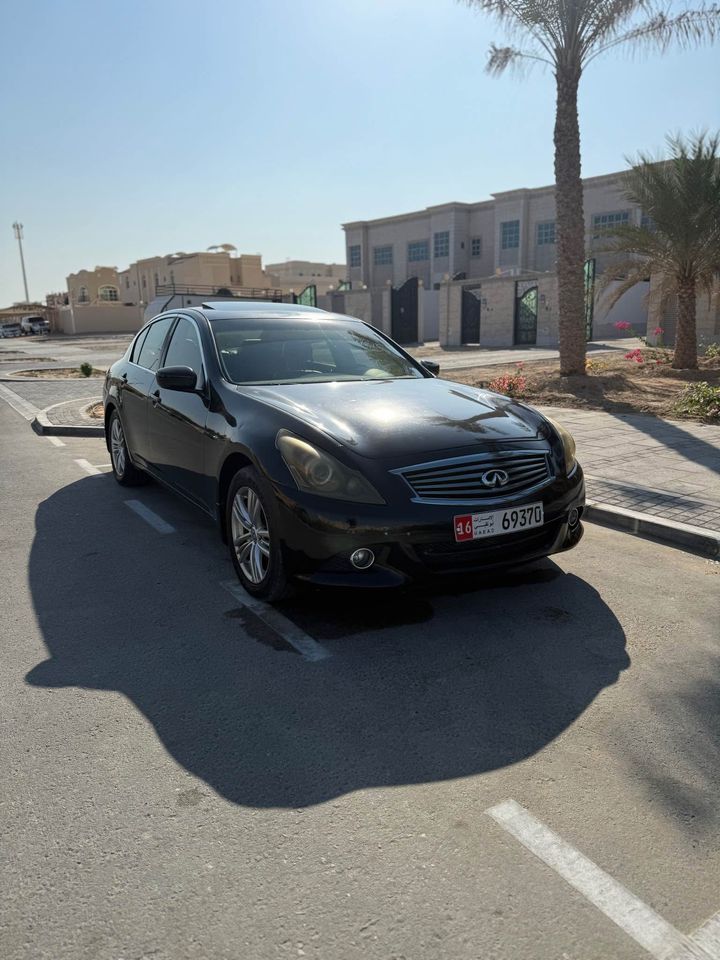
left=585, top=499, right=720, bottom=560
left=32, top=397, right=104, bottom=438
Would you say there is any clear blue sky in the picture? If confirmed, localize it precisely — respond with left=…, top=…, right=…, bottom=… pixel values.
left=1, top=0, right=718, bottom=304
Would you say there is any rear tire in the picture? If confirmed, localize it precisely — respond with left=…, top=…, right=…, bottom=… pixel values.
left=108, top=409, right=147, bottom=487
left=226, top=467, right=290, bottom=602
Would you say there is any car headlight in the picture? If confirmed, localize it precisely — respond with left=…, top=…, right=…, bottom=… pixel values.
left=543, top=415, right=577, bottom=475
left=276, top=430, right=385, bottom=504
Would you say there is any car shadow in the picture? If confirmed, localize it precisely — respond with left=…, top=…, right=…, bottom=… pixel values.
left=26, top=477, right=630, bottom=808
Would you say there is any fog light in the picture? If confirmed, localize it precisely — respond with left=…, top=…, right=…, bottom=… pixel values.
left=568, top=507, right=580, bottom=527
left=350, top=548, right=375, bottom=570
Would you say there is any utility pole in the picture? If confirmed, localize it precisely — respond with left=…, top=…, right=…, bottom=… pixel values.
left=12, top=222, right=30, bottom=303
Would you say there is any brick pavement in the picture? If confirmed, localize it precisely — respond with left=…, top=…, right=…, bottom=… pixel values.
left=539, top=407, right=720, bottom=532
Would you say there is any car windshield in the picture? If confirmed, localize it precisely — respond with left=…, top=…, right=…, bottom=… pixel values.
left=211, top=317, right=426, bottom=385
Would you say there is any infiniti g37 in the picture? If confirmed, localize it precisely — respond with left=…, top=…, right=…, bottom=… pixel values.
left=104, top=303, right=584, bottom=600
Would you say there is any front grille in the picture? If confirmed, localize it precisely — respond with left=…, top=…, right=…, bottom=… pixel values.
left=396, top=449, right=552, bottom=503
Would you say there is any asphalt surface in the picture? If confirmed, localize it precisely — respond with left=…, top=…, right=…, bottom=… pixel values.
left=1, top=398, right=719, bottom=960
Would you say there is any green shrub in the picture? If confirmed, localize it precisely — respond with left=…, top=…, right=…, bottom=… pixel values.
left=79, top=362, right=93, bottom=378
left=674, top=381, right=720, bottom=421
left=704, top=342, right=720, bottom=359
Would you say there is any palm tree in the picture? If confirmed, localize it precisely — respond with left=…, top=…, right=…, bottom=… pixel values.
left=600, top=132, right=720, bottom=369
left=465, top=0, right=720, bottom=375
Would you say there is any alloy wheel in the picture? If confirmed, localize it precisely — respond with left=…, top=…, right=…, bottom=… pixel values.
left=231, top=486, right=271, bottom=584
left=110, top=417, right=127, bottom=477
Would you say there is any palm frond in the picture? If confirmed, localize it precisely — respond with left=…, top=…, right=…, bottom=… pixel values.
left=590, top=3, right=720, bottom=59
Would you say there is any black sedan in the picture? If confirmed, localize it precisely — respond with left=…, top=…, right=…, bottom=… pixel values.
left=104, top=303, right=585, bottom=600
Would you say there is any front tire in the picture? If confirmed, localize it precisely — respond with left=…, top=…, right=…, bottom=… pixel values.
left=108, top=410, right=146, bottom=486
left=226, top=467, right=289, bottom=602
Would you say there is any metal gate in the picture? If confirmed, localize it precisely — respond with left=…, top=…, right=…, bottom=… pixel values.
left=584, top=258, right=596, bottom=341
left=461, top=288, right=482, bottom=343
left=295, top=284, right=317, bottom=308
left=391, top=278, right=419, bottom=344
left=514, top=281, right=538, bottom=345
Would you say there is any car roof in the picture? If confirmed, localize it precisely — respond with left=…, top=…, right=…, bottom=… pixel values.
left=192, top=301, right=361, bottom=323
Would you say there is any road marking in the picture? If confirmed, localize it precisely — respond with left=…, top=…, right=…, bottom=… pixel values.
left=124, top=499, right=176, bottom=534
left=221, top=580, right=331, bottom=662
left=46, top=436, right=65, bottom=447
left=487, top=799, right=715, bottom=960
left=74, top=458, right=103, bottom=476
left=0, top=383, right=39, bottom=420
left=694, top=915, right=720, bottom=957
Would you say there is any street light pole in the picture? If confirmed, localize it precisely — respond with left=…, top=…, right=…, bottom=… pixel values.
left=12, top=222, right=30, bottom=303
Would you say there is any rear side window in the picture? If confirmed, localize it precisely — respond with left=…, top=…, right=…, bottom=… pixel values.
left=164, top=317, right=203, bottom=375
left=130, top=327, right=149, bottom=364
left=136, top=317, right=174, bottom=371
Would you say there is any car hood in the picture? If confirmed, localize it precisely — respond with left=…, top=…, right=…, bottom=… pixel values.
left=239, top=378, right=543, bottom=460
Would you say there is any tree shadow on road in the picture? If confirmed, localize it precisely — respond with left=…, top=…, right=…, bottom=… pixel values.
left=26, top=476, right=630, bottom=808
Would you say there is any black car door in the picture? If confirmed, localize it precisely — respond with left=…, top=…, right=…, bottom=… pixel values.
left=146, top=315, right=211, bottom=508
left=120, top=316, right=175, bottom=466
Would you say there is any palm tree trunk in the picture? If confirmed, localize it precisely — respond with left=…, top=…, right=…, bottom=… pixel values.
left=554, top=65, right=587, bottom=376
left=673, top=278, right=698, bottom=369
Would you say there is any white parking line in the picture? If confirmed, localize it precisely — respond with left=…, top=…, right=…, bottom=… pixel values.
left=694, top=915, right=720, bottom=957
left=124, top=499, right=176, bottom=534
left=487, top=799, right=716, bottom=960
left=46, top=436, right=65, bottom=447
left=74, top=458, right=103, bottom=476
left=0, top=383, right=40, bottom=420
left=221, top=580, right=331, bottom=662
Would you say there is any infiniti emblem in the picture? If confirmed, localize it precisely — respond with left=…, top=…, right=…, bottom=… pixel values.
left=481, top=468, right=510, bottom=488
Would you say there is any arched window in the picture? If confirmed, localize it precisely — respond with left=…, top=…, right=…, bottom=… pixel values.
left=78, top=286, right=90, bottom=303
left=99, top=285, right=119, bottom=302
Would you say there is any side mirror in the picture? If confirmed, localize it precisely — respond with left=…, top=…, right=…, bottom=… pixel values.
left=421, top=359, right=440, bottom=376
left=156, top=365, right=198, bottom=392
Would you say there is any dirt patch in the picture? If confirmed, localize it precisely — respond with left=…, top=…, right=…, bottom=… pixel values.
left=87, top=402, right=104, bottom=419
left=13, top=367, right=106, bottom=380
left=444, top=353, right=720, bottom=423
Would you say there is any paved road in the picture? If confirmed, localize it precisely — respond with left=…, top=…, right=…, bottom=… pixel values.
left=1, top=401, right=719, bottom=960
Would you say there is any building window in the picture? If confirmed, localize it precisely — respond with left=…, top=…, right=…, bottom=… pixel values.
left=142, top=275, right=147, bottom=288
left=154, top=272, right=159, bottom=290
left=99, top=285, right=119, bottom=302
left=373, top=245, right=393, bottom=266
left=537, top=221, right=556, bottom=245
left=433, top=231, right=450, bottom=259
left=471, top=237, right=482, bottom=257
left=408, top=240, right=429, bottom=262
left=640, top=212, right=656, bottom=231
left=170, top=270, right=175, bottom=284
left=501, top=220, right=520, bottom=250
left=125, top=275, right=130, bottom=289
left=78, top=286, right=90, bottom=303
left=592, top=210, right=630, bottom=237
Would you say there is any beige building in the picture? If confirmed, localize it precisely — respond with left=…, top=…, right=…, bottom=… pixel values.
left=342, top=169, right=650, bottom=344
left=66, top=266, right=121, bottom=305
left=117, top=251, right=270, bottom=305
left=265, top=260, right=346, bottom=296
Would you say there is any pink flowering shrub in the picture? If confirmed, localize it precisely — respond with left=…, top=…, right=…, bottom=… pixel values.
left=624, top=348, right=645, bottom=363
left=614, top=321, right=632, bottom=331
left=488, top=372, right=527, bottom=398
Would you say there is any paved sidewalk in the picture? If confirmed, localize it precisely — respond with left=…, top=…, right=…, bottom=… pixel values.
left=541, top=407, right=720, bottom=532
left=409, top=338, right=638, bottom=372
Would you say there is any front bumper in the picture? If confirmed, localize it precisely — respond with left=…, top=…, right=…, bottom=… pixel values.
left=273, top=467, right=586, bottom=588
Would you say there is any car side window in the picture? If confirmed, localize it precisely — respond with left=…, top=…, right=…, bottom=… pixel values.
left=164, top=317, right=203, bottom=376
left=136, top=317, right=174, bottom=371
left=130, top=327, right=149, bottom=364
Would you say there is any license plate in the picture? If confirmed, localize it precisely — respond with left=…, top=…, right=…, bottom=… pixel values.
left=454, top=502, right=544, bottom=542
